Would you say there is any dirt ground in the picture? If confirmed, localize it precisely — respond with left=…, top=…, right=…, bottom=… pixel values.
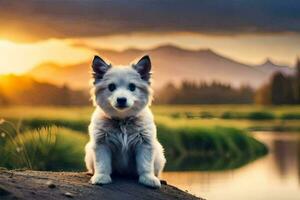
left=0, top=169, right=203, bottom=200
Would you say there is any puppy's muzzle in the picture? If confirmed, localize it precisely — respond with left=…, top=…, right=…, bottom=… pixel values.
left=116, top=97, right=128, bottom=109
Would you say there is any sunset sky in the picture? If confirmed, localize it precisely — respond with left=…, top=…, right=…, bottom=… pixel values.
left=0, top=0, right=300, bottom=74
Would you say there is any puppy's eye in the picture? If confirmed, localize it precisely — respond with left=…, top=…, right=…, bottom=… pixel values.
left=108, top=83, right=116, bottom=92
left=128, top=83, right=136, bottom=92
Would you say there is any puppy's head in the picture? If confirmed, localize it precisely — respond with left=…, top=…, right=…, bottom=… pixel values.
left=91, top=55, right=152, bottom=119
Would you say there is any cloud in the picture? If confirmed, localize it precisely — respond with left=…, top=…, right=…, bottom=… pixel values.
left=0, top=0, right=300, bottom=42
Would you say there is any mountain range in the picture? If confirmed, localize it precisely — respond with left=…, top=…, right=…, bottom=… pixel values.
left=27, top=45, right=296, bottom=89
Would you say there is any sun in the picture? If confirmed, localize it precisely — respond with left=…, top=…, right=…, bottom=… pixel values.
left=0, top=40, right=26, bottom=74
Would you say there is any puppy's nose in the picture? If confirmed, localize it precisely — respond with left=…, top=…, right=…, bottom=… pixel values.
left=116, top=97, right=127, bottom=108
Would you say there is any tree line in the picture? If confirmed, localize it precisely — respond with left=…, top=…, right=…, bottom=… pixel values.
left=255, top=60, right=300, bottom=105
left=155, top=81, right=254, bottom=104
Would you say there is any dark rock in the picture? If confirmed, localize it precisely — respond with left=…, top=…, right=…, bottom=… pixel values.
left=0, top=170, right=203, bottom=200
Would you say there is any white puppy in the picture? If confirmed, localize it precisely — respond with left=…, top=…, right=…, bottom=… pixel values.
left=85, top=55, right=166, bottom=188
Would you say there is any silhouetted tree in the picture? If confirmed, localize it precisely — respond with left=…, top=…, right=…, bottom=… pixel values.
left=257, top=66, right=299, bottom=105
left=271, top=72, right=286, bottom=104
left=155, top=82, right=177, bottom=104
left=255, top=83, right=271, bottom=105
left=270, top=72, right=296, bottom=104
left=285, top=77, right=296, bottom=104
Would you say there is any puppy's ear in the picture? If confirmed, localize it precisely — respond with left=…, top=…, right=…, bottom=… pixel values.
left=92, top=55, right=111, bottom=83
left=133, top=55, right=151, bottom=83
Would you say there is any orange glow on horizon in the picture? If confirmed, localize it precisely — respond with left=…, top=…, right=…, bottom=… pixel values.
left=0, top=39, right=95, bottom=74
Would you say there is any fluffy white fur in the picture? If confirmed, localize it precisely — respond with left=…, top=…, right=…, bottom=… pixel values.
left=85, top=55, right=166, bottom=188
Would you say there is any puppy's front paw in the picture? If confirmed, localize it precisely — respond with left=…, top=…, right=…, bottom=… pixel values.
left=90, top=174, right=112, bottom=185
left=139, top=173, right=161, bottom=188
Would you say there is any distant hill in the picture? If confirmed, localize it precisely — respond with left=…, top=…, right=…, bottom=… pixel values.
left=0, top=75, right=89, bottom=106
left=28, top=62, right=91, bottom=89
left=27, top=45, right=296, bottom=89
left=255, top=58, right=295, bottom=77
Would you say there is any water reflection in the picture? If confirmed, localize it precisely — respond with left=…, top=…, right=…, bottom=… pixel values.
left=164, top=153, right=263, bottom=171
left=162, top=132, right=300, bottom=200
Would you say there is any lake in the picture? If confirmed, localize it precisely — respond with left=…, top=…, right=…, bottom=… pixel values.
left=162, top=132, right=300, bottom=200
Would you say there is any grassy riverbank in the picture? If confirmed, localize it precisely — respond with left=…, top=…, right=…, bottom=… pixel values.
left=2, top=105, right=299, bottom=171
left=4, top=105, right=300, bottom=171
left=0, top=117, right=267, bottom=171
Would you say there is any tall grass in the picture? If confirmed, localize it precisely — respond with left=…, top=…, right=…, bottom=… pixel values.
left=0, top=121, right=88, bottom=171
left=0, top=118, right=268, bottom=171
left=157, top=124, right=268, bottom=171
left=19, top=118, right=89, bottom=132
left=157, top=124, right=267, bottom=157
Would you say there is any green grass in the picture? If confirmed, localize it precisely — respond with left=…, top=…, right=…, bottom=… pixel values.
left=152, top=104, right=300, bottom=117
left=0, top=123, right=88, bottom=171
left=19, top=118, right=89, bottom=132
left=1, top=105, right=299, bottom=131
left=0, top=117, right=268, bottom=171
left=280, top=113, right=300, bottom=120
left=1, top=105, right=300, bottom=120
left=157, top=124, right=268, bottom=170
left=155, top=115, right=300, bottom=132
left=2, top=117, right=269, bottom=159
left=220, top=111, right=275, bottom=120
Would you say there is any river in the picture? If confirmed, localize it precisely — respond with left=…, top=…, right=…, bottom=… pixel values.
left=162, top=132, right=300, bottom=200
